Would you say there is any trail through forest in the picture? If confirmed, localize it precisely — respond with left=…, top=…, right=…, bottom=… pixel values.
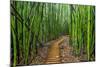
left=31, top=35, right=79, bottom=64
left=45, top=35, right=79, bottom=64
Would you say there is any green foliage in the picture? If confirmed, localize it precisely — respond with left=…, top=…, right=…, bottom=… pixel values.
left=69, top=5, right=95, bottom=61
left=11, top=1, right=95, bottom=66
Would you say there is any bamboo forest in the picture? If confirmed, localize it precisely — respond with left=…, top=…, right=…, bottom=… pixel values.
left=11, top=1, right=95, bottom=67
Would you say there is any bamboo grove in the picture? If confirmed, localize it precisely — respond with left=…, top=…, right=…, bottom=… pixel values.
left=11, top=1, right=95, bottom=67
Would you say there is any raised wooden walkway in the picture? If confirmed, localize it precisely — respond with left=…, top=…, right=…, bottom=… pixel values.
left=45, top=36, right=65, bottom=64
left=31, top=35, right=79, bottom=65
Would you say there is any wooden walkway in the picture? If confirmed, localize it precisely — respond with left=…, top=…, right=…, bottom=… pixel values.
left=31, top=35, right=79, bottom=65
left=45, top=36, right=65, bottom=64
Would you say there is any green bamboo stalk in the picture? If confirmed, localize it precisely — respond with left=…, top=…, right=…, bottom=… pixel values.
left=87, top=6, right=90, bottom=61
left=11, top=15, right=17, bottom=67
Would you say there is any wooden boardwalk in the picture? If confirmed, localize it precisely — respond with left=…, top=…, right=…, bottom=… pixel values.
left=30, top=35, right=79, bottom=65
left=45, top=36, right=65, bottom=64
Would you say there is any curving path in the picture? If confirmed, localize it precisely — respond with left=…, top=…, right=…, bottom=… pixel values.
left=45, top=36, right=66, bottom=64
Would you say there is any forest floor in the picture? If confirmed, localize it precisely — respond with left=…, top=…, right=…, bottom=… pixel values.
left=31, top=35, right=87, bottom=65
